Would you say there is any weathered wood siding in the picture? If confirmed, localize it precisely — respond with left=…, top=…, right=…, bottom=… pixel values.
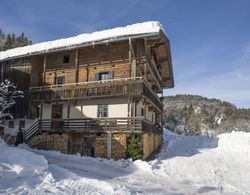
left=33, top=43, right=131, bottom=85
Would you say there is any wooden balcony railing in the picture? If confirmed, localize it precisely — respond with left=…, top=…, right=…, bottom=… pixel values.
left=30, top=77, right=163, bottom=112
left=37, top=117, right=162, bottom=133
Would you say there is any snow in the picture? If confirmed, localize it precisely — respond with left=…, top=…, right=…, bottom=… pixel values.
left=1, top=129, right=250, bottom=194
left=0, top=21, right=164, bottom=61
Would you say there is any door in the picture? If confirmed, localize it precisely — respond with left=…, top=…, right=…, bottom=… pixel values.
left=51, top=104, right=63, bottom=130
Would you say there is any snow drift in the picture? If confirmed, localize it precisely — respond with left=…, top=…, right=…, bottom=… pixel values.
left=1, top=129, right=250, bottom=194
left=0, top=140, right=48, bottom=191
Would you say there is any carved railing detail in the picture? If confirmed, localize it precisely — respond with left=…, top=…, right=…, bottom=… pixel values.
left=30, top=77, right=163, bottom=112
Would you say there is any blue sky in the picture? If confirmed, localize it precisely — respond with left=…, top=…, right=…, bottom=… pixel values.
left=0, top=0, right=250, bottom=108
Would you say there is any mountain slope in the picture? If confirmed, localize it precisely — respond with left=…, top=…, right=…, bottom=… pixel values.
left=163, top=94, right=250, bottom=135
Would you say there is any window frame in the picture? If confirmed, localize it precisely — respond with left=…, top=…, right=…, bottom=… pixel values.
left=56, top=76, right=65, bottom=85
left=9, top=121, right=14, bottom=128
left=95, top=71, right=114, bottom=81
left=97, top=104, right=108, bottom=118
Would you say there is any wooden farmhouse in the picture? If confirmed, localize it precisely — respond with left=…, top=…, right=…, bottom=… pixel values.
left=0, top=21, right=174, bottom=160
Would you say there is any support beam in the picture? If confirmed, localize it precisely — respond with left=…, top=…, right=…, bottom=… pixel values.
left=127, top=97, right=131, bottom=118
left=75, top=49, right=79, bottom=83
left=144, top=62, right=147, bottom=78
left=129, top=38, right=136, bottom=77
left=131, top=59, right=136, bottom=77
left=43, top=55, right=47, bottom=84
left=107, top=132, right=112, bottom=159
left=39, top=100, right=43, bottom=120
left=129, top=38, right=135, bottom=59
left=67, top=100, right=71, bottom=132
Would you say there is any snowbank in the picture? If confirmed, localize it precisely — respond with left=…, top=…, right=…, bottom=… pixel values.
left=0, top=21, right=164, bottom=61
left=0, top=140, right=48, bottom=191
left=151, top=129, right=250, bottom=194
left=1, top=130, right=250, bottom=194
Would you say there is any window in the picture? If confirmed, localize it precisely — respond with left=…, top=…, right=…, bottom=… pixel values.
left=95, top=71, right=114, bottom=81
left=19, top=120, right=25, bottom=128
left=9, top=121, right=14, bottom=128
left=56, top=76, right=64, bottom=85
left=63, top=55, right=70, bottom=64
left=97, top=104, right=108, bottom=117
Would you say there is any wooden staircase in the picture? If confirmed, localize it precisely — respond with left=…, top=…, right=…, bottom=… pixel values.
left=24, top=120, right=40, bottom=142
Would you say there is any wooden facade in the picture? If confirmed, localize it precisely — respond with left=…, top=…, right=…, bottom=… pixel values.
left=0, top=25, right=174, bottom=159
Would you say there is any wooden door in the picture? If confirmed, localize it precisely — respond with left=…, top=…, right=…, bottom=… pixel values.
left=51, top=104, right=63, bottom=130
left=52, top=104, right=63, bottom=119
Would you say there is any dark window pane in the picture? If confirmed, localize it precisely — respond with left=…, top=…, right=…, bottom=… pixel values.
left=56, top=77, right=64, bottom=85
left=63, top=55, right=70, bottom=64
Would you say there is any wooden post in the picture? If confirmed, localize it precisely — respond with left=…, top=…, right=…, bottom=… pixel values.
left=132, top=59, right=136, bottom=77
left=75, top=49, right=79, bottom=83
left=67, top=100, right=71, bottom=132
left=107, top=132, right=112, bottom=159
left=86, top=64, right=89, bottom=82
left=127, top=97, right=131, bottom=118
left=144, top=62, right=147, bottom=78
left=43, top=55, right=47, bottom=84
left=40, top=100, right=43, bottom=120
left=129, top=38, right=136, bottom=77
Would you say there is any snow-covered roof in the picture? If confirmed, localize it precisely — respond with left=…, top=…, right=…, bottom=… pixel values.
left=0, top=21, right=165, bottom=62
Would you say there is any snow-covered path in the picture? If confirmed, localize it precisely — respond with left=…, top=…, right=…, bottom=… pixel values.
left=1, top=129, right=250, bottom=194
left=31, top=149, right=180, bottom=194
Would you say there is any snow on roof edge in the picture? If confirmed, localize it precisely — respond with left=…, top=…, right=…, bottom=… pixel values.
left=0, top=21, right=165, bottom=62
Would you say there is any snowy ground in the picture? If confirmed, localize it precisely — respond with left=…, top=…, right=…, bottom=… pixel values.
left=1, top=130, right=250, bottom=195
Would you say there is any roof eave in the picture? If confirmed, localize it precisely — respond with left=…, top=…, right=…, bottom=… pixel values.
left=0, top=32, right=161, bottom=63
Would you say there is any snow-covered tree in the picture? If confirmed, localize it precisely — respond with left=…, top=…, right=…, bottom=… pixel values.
left=0, top=80, right=23, bottom=128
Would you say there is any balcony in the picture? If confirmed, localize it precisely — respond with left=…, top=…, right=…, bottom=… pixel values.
left=30, top=77, right=163, bottom=112
left=39, top=117, right=162, bottom=133
left=25, top=117, right=162, bottom=141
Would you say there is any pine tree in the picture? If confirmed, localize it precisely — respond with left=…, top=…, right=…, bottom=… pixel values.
left=3, top=34, right=12, bottom=51
left=1, top=31, right=32, bottom=51
left=127, top=136, right=143, bottom=160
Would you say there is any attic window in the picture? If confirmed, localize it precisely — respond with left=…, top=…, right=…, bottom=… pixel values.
left=63, top=55, right=70, bottom=64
